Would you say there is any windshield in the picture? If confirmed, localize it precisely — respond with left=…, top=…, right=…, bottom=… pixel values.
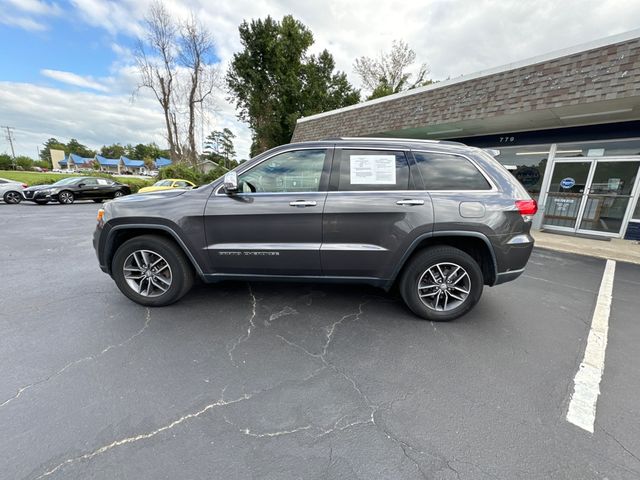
left=154, top=180, right=173, bottom=186
left=51, top=177, right=80, bottom=186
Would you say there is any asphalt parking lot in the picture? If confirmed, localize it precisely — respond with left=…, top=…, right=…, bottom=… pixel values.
left=2, top=201, right=640, bottom=480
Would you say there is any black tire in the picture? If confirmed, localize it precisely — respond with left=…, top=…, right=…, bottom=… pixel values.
left=93, top=199, right=103, bottom=203
left=113, top=190, right=125, bottom=198
left=399, top=246, right=484, bottom=322
left=3, top=191, right=22, bottom=204
left=111, top=235, right=194, bottom=307
left=58, top=190, right=74, bottom=204
left=34, top=200, right=49, bottom=205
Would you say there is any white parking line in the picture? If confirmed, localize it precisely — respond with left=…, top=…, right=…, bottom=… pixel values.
left=566, top=259, right=616, bottom=433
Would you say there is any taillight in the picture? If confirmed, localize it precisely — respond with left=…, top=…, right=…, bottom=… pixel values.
left=515, top=199, right=538, bottom=216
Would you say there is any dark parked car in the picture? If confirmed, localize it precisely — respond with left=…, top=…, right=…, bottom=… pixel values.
left=23, top=176, right=131, bottom=205
left=94, top=138, right=536, bottom=321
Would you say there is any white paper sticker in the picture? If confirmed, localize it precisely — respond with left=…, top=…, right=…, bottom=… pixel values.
left=349, top=155, right=396, bottom=185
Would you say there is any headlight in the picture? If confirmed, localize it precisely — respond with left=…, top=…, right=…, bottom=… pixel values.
left=40, top=189, right=53, bottom=194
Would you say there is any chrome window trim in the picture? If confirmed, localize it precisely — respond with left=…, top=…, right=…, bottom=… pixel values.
left=411, top=149, right=498, bottom=193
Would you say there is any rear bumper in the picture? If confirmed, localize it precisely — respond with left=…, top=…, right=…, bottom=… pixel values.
left=492, top=233, right=534, bottom=285
left=494, top=267, right=526, bottom=285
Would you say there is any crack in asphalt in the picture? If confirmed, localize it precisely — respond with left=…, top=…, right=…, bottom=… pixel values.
left=597, top=422, right=640, bottom=466
left=1, top=308, right=152, bottom=409
left=227, top=283, right=258, bottom=366
left=35, top=390, right=253, bottom=478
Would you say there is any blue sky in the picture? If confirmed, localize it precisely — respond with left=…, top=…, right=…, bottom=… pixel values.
left=1, top=0, right=640, bottom=160
left=0, top=1, right=135, bottom=85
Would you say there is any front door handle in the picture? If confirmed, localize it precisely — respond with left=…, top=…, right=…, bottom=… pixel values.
left=289, top=200, right=317, bottom=207
left=396, top=199, right=424, bottom=206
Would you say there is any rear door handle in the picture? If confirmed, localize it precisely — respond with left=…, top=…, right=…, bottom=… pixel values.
left=289, top=200, right=317, bottom=207
left=396, top=199, right=424, bottom=206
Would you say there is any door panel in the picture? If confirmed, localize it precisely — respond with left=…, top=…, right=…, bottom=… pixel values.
left=578, top=161, right=640, bottom=234
left=322, top=148, right=432, bottom=279
left=204, top=193, right=327, bottom=274
left=204, top=148, right=331, bottom=275
left=543, top=161, right=591, bottom=229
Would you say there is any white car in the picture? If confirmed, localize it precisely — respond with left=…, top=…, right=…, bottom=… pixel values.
left=0, top=177, right=27, bottom=204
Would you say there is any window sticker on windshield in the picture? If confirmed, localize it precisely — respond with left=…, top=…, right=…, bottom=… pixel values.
left=349, top=155, right=396, bottom=184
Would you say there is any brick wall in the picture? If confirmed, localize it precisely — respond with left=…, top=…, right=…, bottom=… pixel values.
left=292, top=37, right=640, bottom=142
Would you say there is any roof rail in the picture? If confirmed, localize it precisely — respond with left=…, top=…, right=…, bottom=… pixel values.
left=323, top=136, right=465, bottom=146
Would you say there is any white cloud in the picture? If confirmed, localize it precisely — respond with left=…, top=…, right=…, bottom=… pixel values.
left=4, top=0, right=62, bottom=16
left=4, top=0, right=640, bottom=160
left=41, top=69, right=110, bottom=92
left=0, top=0, right=62, bottom=31
left=0, top=14, right=48, bottom=31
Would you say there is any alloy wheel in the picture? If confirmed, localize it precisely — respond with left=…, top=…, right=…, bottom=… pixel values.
left=59, top=191, right=73, bottom=204
left=417, top=262, right=471, bottom=312
left=123, top=249, right=173, bottom=297
left=5, top=192, right=21, bottom=204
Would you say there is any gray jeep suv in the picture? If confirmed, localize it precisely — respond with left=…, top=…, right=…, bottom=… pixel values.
left=93, top=138, right=536, bottom=321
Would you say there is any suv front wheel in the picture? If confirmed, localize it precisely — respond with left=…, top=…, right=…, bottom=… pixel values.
left=112, top=235, right=194, bottom=307
left=400, top=246, right=484, bottom=321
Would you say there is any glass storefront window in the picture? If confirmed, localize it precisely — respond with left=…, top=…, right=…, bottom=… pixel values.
left=489, top=145, right=550, bottom=200
left=632, top=198, right=640, bottom=221
left=554, top=139, right=640, bottom=157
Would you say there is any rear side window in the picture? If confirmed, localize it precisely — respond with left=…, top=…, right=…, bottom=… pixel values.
left=334, top=149, right=410, bottom=191
left=413, top=152, right=491, bottom=190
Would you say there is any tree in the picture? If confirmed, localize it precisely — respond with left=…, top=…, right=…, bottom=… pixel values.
left=354, top=40, right=431, bottom=100
left=204, top=128, right=237, bottom=168
left=66, top=139, right=95, bottom=158
left=179, top=15, right=218, bottom=166
left=40, top=138, right=66, bottom=164
left=135, top=1, right=180, bottom=161
left=134, top=1, right=218, bottom=167
left=227, top=15, right=359, bottom=156
left=100, top=143, right=126, bottom=158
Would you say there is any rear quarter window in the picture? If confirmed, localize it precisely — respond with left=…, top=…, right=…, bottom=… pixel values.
left=412, top=152, right=491, bottom=190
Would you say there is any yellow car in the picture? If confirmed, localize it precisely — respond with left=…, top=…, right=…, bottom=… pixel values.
left=138, top=179, right=196, bottom=193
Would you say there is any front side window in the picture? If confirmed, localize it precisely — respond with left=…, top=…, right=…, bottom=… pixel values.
left=413, top=152, right=491, bottom=190
left=238, top=149, right=327, bottom=193
left=334, top=150, right=410, bottom=191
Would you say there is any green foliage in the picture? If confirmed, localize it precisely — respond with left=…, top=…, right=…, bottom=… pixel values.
left=204, top=128, right=238, bottom=169
left=40, top=138, right=66, bottom=164
left=100, top=143, right=126, bottom=158
left=156, top=162, right=226, bottom=185
left=0, top=154, right=13, bottom=170
left=66, top=139, right=96, bottom=158
left=0, top=170, right=152, bottom=193
left=227, top=15, right=359, bottom=156
left=354, top=40, right=432, bottom=100
left=15, top=156, right=35, bottom=170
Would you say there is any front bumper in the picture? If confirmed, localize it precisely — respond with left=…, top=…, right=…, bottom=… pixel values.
left=23, top=190, right=54, bottom=201
left=93, top=223, right=110, bottom=274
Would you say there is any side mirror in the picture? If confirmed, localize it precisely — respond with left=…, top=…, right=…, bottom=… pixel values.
left=223, top=171, right=238, bottom=193
left=78, top=183, right=85, bottom=188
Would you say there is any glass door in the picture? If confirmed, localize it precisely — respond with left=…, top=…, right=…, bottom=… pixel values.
left=577, top=160, right=640, bottom=236
left=542, top=161, right=592, bottom=231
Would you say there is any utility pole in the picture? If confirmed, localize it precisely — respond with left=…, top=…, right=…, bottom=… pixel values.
left=2, top=126, right=16, bottom=169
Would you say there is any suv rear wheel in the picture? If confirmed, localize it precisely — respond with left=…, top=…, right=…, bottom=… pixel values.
left=399, top=246, right=483, bottom=321
left=112, top=235, right=194, bottom=307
